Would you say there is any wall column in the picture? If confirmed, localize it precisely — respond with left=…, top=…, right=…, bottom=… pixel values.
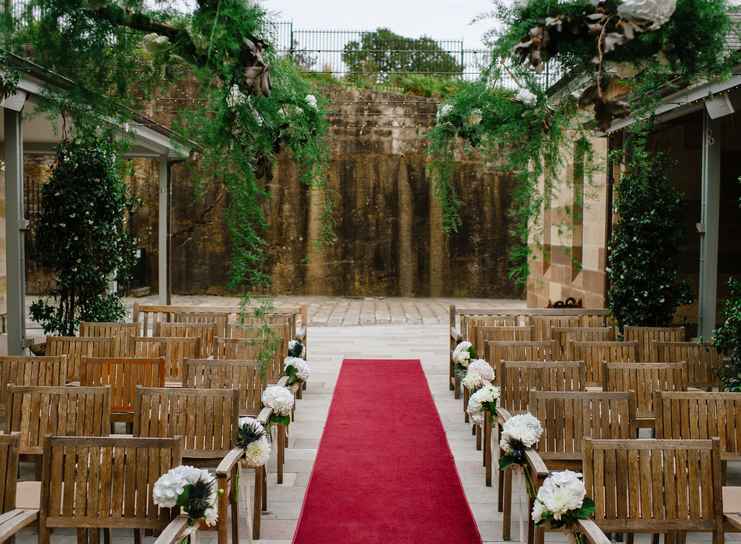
left=158, top=157, right=171, bottom=305
left=398, top=156, right=414, bottom=296
left=4, top=102, right=27, bottom=354
left=698, top=112, right=721, bottom=339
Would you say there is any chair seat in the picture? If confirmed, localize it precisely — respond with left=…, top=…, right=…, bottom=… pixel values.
left=16, top=481, right=41, bottom=510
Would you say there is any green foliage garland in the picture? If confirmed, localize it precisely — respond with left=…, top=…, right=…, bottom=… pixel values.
left=714, top=278, right=741, bottom=391
left=30, top=137, right=136, bottom=336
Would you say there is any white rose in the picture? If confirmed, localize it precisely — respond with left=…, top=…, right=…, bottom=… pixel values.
left=618, top=0, right=676, bottom=28
left=244, top=436, right=271, bottom=467
left=467, top=359, right=495, bottom=382
left=262, top=385, right=295, bottom=416
left=305, top=94, right=318, bottom=109
left=462, top=371, right=484, bottom=391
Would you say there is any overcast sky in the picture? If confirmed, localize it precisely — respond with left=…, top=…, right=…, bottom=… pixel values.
left=259, top=1, right=498, bottom=49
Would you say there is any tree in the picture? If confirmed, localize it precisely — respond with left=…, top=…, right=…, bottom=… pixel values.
left=343, top=28, right=463, bottom=82
left=29, top=137, right=137, bottom=336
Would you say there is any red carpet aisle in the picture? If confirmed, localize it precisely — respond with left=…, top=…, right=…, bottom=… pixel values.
left=293, top=359, right=482, bottom=544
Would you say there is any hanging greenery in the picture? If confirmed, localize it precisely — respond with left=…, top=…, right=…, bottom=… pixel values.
left=714, top=278, right=741, bottom=391
left=3, top=0, right=333, bottom=291
left=29, top=137, right=137, bottom=336
left=427, top=0, right=736, bottom=292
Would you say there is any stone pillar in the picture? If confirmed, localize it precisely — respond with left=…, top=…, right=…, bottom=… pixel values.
left=398, top=156, right=414, bottom=296
left=429, top=169, right=446, bottom=297
left=305, top=171, right=330, bottom=295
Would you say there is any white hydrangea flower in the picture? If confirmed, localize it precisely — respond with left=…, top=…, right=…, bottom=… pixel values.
left=244, top=436, right=271, bottom=467
left=462, top=371, right=484, bottom=391
left=305, top=94, right=318, bottom=109
left=262, top=385, right=295, bottom=416
left=617, top=0, right=677, bottom=29
left=467, top=384, right=500, bottom=425
left=226, top=84, right=247, bottom=109
left=437, top=103, right=453, bottom=122
left=532, top=470, right=587, bottom=523
left=153, top=466, right=217, bottom=526
left=467, top=359, right=495, bottom=382
left=500, top=413, right=543, bottom=453
left=453, top=341, right=473, bottom=367
left=284, top=356, right=312, bottom=382
left=238, top=416, right=265, bottom=436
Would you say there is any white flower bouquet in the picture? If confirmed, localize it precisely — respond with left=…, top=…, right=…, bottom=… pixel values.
left=532, top=470, right=595, bottom=540
left=499, top=413, right=544, bottom=497
left=236, top=417, right=271, bottom=467
left=462, top=359, right=495, bottom=391
left=452, top=341, right=477, bottom=375
left=262, top=385, right=295, bottom=425
left=153, top=465, right=218, bottom=529
left=466, top=383, right=500, bottom=425
left=284, top=356, right=311, bottom=385
left=288, top=339, right=304, bottom=358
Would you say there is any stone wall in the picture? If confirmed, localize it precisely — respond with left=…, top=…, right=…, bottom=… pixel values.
left=130, top=86, right=521, bottom=298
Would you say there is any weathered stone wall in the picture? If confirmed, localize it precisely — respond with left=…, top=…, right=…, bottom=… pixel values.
left=127, top=86, right=521, bottom=297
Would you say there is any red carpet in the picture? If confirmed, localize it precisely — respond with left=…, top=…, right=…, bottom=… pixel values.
left=293, top=359, right=482, bottom=544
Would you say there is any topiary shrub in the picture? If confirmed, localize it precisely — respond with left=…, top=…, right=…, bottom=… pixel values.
left=607, top=154, right=692, bottom=329
left=30, top=137, right=137, bottom=336
left=714, top=278, right=741, bottom=391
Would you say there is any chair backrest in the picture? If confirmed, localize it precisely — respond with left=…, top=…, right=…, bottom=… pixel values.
left=571, top=340, right=638, bottom=387
left=228, top=322, right=291, bottom=362
left=463, top=316, right=520, bottom=347
left=531, top=316, right=582, bottom=342
left=623, top=326, right=686, bottom=362
left=0, top=433, right=19, bottom=513
left=498, top=360, right=586, bottom=414
left=215, top=337, right=281, bottom=380
left=0, top=356, right=68, bottom=422
left=131, top=337, right=200, bottom=381
left=654, top=341, right=722, bottom=389
left=79, top=322, right=139, bottom=356
left=551, top=327, right=615, bottom=360
left=602, top=362, right=688, bottom=420
left=582, top=438, right=722, bottom=533
left=5, top=385, right=111, bottom=455
left=81, top=356, right=166, bottom=414
left=46, top=336, right=114, bottom=382
left=134, top=387, right=239, bottom=459
left=529, top=391, right=636, bottom=462
left=156, top=322, right=217, bottom=358
left=655, top=392, right=741, bottom=461
left=183, top=359, right=263, bottom=416
left=174, top=311, right=230, bottom=339
left=487, top=340, right=556, bottom=366
left=477, top=326, right=533, bottom=350
left=40, top=436, right=183, bottom=530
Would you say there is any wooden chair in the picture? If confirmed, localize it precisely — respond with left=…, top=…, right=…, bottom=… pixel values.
left=4, top=385, right=111, bottom=477
left=215, top=337, right=282, bottom=381
left=602, top=362, right=688, bottom=427
left=79, top=322, right=139, bottom=356
left=80, top=356, right=165, bottom=427
left=156, top=322, right=217, bottom=358
left=570, top=340, right=638, bottom=387
left=487, top=340, right=556, bottom=367
left=500, top=391, right=637, bottom=541
left=531, top=316, right=582, bottom=342
left=0, top=356, right=68, bottom=425
left=183, top=359, right=263, bottom=417
left=131, top=337, right=199, bottom=382
left=655, top=341, right=722, bottom=390
left=0, top=433, right=39, bottom=542
left=229, top=322, right=291, bottom=366
left=476, top=326, right=533, bottom=350
left=623, top=325, right=686, bottom=362
left=174, top=311, right=231, bottom=338
left=133, top=387, right=246, bottom=542
left=39, top=435, right=197, bottom=544
left=655, top=391, right=741, bottom=470
left=551, top=326, right=615, bottom=360
left=582, top=438, right=724, bottom=544
left=45, top=336, right=114, bottom=383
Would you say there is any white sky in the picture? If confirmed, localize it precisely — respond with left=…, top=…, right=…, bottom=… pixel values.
left=258, top=0, right=498, bottom=49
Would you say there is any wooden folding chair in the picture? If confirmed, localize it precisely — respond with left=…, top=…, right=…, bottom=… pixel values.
left=602, top=362, right=688, bottom=428
left=0, top=433, right=39, bottom=542
left=583, top=438, right=724, bottom=544
left=655, top=341, right=722, bottom=390
left=476, top=326, right=533, bottom=350
left=79, top=322, right=139, bottom=356
left=131, top=337, right=199, bottom=383
left=133, top=387, right=245, bottom=542
left=624, top=326, right=686, bottom=362
left=39, top=435, right=196, bottom=544
left=215, top=337, right=283, bottom=382
left=570, top=340, right=637, bottom=387
left=174, top=311, right=231, bottom=338
left=156, top=322, right=218, bottom=358
left=45, top=336, right=114, bottom=383
left=0, top=356, right=67, bottom=426
left=80, top=356, right=165, bottom=428
left=4, top=385, right=111, bottom=478
left=501, top=391, right=637, bottom=542
left=531, top=314, right=609, bottom=342
left=487, top=340, right=556, bottom=367
left=551, top=326, right=615, bottom=360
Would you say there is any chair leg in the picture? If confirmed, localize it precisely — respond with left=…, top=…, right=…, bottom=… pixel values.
left=77, top=529, right=87, bottom=544
left=502, top=468, right=512, bottom=541
left=134, top=529, right=143, bottom=544
left=39, top=520, right=50, bottom=544
left=217, top=473, right=229, bottom=544
left=454, top=375, right=461, bottom=399
left=463, top=389, right=470, bottom=423
left=262, top=464, right=268, bottom=512
left=449, top=360, right=455, bottom=391
left=498, top=463, right=505, bottom=512
left=484, top=414, right=492, bottom=487
left=252, top=466, right=262, bottom=541
left=230, top=467, right=239, bottom=544
left=476, top=425, right=482, bottom=451
left=277, top=424, right=285, bottom=485
left=103, top=529, right=111, bottom=544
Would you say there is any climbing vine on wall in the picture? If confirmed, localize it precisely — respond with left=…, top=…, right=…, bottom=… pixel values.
left=428, top=0, right=736, bottom=291
left=4, top=0, right=333, bottom=291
